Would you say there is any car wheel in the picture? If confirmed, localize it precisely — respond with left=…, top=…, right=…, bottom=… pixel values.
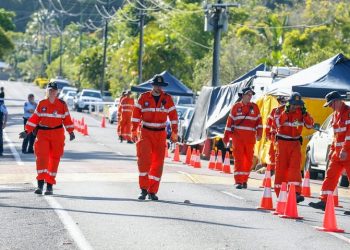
left=77, top=107, right=82, bottom=112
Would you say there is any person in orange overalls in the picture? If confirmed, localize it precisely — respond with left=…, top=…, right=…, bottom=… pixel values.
left=131, top=74, right=178, bottom=200
left=117, top=91, right=127, bottom=142
left=275, top=92, right=313, bottom=203
left=223, top=87, right=263, bottom=189
left=119, top=90, right=134, bottom=143
left=309, top=91, right=350, bottom=211
left=19, top=81, right=75, bottom=195
left=265, top=96, right=288, bottom=173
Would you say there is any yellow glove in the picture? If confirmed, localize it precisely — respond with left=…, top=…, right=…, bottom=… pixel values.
left=170, top=132, right=178, bottom=143
left=132, top=131, right=138, bottom=142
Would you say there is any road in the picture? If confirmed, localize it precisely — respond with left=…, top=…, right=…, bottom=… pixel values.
left=1, top=80, right=350, bottom=250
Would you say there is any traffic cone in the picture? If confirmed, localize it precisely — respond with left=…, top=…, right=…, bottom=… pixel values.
left=194, top=150, right=201, bottom=168
left=208, top=150, right=216, bottom=170
left=83, top=124, right=88, bottom=136
left=81, top=117, right=85, bottom=126
left=333, top=187, right=343, bottom=208
left=101, top=116, right=106, bottom=128
left=257, top=176, right=274, bottom=210
left=172, top=144, right=181, bottom=162
left=184, top=146, right=191, bottom=165
left=260, top=165, right=272, bottom=188
left=190, top=148, right=196, bottom=166
left=215, top=150, right=223, bottom=171
left=279, top=184, right=303, bottom=219
left=222, top=152, right=232, bottom=174
left=272, top=182, right=287, bottom=215
left=316, top=194, right=344, bottom=233
left=165, top=143, right=170, bottom=158
left=77, top=120, right=81, bottom=133
left=301, top=170, right=312, bottom=197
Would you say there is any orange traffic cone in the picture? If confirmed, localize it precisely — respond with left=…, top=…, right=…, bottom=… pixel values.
left=101, top=116, right=106, bottom=128
left=83, top=124, right=88, bottom=136
left=165, top=143, right=170, bottom=158
left=257, top=176, right=274, bottom=210
left=279, top=184, right=303, bottom=219
left=208, top=150, right=216, bottom=170
left=301, top=170, right=312, bottom=197
left=184, top=146, right=191, bottom=165
left=316, top=194, right=344, bottom=233
left=215, top=150, right=223, bottom=171
left=81, top=117, right=85, bottom=126
left=172, top=144, right=181, bottom=162
left=77, top=120, right=81, bottom=133
left=194, top=150, right=201, bottom=168
left=222, top=152, right=232, bottom=174
left=333, top=187, right=343, bottom=208
left=272, top=182, right=287, bottom=215
left=260, top=165, right=272, bottom=188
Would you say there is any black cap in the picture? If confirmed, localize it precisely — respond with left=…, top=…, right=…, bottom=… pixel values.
left=323, top=91, right=344, bottom=107
left=238, top=87, right=255, bottom=97
left=47, top=81, right=58, bottom=90
left=288, top=92, right=304, bottom=106
left=150, top=74, right=168, bottom=87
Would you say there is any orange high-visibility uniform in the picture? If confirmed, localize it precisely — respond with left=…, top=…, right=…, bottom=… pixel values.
left=117, top=96, right=125, bottom=137
left=265, top=105, right=285, bottom=171
left=224, top=102, right=263, bottom=184
left=25, top=98, right=74, bottom=185
left=320, top=103, right=350, bottom=202
left=132, top=90, right=178, bottom=194
left=120, top=96, right=134, bottom=141
left=274, top=108, right=313, bottom=196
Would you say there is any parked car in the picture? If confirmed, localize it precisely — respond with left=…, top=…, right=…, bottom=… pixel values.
left=59, top=86, right=77, bottom=99
left=49, top=78, right=71, bottom=92
left=63, top=90, right=77, bottom=108
left=73, top=89, right=103, bottom=112
left=166, top=105, right=194, bottom=141
left=107, top=98, right=119, bottom=124
left=305, top=113, right=349, bottom=187
left=102, top=91, right=114, bottom=102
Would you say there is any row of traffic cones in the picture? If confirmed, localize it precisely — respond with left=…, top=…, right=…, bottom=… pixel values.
left=73, top=117, right=88, bottom=136
left=207, top=150, right=232, bottom=174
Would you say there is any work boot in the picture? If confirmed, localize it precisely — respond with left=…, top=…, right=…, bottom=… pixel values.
left=235, top=183, right=243, bottom=189
left=148, top=193, right=159, bottom=200
left=119, top=136, right=123, bottom=143
left=309, top=200, right=326, bottom=210
left=242, top=183, right=248, bottom=189
left=34, top=180, right=44, bottom=194
left=127, top=140, right=134, bottom=144
left=44, top=183, right=53, bottom=195
left=344, top=211, right=350, bottom=215
left=296, top=194, right=304, bottom=203
left=138, top=189, right=148, bottom=200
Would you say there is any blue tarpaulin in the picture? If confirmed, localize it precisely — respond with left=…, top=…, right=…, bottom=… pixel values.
left=131, top=71, right=194, bottom=97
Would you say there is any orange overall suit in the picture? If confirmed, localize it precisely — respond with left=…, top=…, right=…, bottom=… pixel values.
left=224, top=102, right=263, bottom=185
left=120, top=96, right=134, bottom=141
left=25, top=98, right=74, bottom=185
left=320, top=102, right=350, bottom=202
left=275, top=104, right=313, bottom=196
left=117, top=95, right=126, bottom=138
left=131, top=90, right=178, bottom=194
left=266, top=105, right=285, bottom=171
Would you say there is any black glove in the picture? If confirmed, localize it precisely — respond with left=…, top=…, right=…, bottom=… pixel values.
left=301, top=105, right=307, bottom=115
left=285, top=103, right=290, bottom=113
left=69, top=132, right=75, bottom=141
left=19, top=131, right=27, bottom=139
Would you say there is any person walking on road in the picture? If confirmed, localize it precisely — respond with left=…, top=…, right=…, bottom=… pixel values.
left=22, top=93, right=37, bottom=154
left=265, top=96, right=288, bottom=174
left=131, top=74, right=178, bottom=200
left=274, top=92, right=314, bottom=203
left=0, top=98, right=8, bottom=156
left=19, top=81, right=75, bottom=195
left=223, top=86, right=263, bottom=189
left=117, top=91, right=127, bottom=142
left=119, top=90, right=134, bottom=143
left=309, top=91, right=350, bottom=211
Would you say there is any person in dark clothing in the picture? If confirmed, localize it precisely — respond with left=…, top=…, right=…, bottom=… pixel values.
left=0, top=98, right=8, bottom=156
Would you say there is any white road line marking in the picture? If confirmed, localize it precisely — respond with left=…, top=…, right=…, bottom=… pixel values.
left=44, top=195, right=94, bottom=250
left=3, top=131, right=24, bottom=165
left=327, top=232, right=350, bottom=244
left=177, top=171, right=200, bottom=184
left=221, top=191, right=245, bottom=200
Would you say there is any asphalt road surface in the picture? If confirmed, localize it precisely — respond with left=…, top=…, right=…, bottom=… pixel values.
left=1, top=80, right=350, bottom=250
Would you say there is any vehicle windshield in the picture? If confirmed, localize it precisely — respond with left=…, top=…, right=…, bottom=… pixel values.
left=82, top=91, right=102, bottom=98
left=67, top=92, right=76, bottom=97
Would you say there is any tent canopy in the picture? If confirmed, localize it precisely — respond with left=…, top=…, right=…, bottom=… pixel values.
left=266, top=53, right=350, bottom=98
left=131, top=71, right=194, bottom=96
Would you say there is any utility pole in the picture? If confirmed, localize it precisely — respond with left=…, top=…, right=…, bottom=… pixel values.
left=137, top=0, right=145, bottom=85
left=59, top=12, right=63, bottom=77
left=101, top=0, right=110, bottom=94
left=205, top=1, right=238, bottom=86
